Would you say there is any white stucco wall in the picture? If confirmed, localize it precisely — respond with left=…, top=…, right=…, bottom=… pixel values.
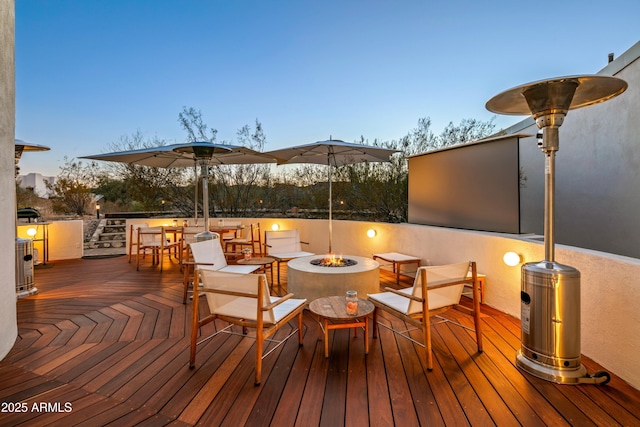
left=126, top=217, right=640, bottom=389
left=0, top=0, right=17, bottom=361
left=17, top=221, right=84, bottom=262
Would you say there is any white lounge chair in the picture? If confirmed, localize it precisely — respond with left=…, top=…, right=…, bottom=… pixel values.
left=182, top=236, right=259, bottom=303
left=189, top=269, right=306, bottom=385
left=264, top=229, right=314, bottom=284
left=368, top=261, right=483, bottom=370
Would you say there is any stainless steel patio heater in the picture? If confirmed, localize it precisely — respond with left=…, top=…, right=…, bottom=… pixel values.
left=486, top=75, right=627, bottom=384
left=174, top=142, right=231, bottom=242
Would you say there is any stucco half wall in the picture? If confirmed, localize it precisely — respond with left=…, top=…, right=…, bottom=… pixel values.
left=127, top=217, right=640, bottom=389
left=129, top=217, right=636, bottom=390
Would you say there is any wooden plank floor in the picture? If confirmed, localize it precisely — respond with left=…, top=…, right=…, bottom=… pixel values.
left=1, top=255, right=639, bottom=426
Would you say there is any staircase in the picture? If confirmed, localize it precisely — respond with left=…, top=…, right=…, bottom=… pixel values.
left=84, top=218, right=127, bottom=257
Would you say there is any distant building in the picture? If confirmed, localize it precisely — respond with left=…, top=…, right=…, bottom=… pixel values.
left=17, top=173, right=56, bottom=198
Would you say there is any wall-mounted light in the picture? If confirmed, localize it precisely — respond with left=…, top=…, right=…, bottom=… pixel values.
left=26, top=227, right=37, bottom=238
left=503, top=251, right=523, bottom=267
left=367, top=229, right=377, bottom=238
left=271, top=223, right=280, bottom=231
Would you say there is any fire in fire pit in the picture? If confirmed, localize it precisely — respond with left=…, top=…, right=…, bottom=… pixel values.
left=310, top=253, right=358, bottom=267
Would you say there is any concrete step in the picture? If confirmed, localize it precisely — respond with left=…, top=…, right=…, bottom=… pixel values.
left=103, top=225, right=126, bottom=233
left=86, top=218, right=128, bottom=255
left=98, top=232, right=126, bottom=242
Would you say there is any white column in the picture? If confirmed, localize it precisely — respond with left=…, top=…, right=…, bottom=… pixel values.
left=0, top=0, right=17, bottom=361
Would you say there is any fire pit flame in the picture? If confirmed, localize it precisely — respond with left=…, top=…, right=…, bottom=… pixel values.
left=310, top=253, right=358, bottom=267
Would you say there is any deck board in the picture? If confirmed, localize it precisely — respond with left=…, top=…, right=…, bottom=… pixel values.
left=0, top=256, right=638, bottom=426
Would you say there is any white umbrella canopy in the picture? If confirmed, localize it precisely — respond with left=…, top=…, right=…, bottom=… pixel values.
left=82, top=142, right=276, bottom=233
left=264, top=139, right=400, bottom=252
left=82, top=142, right=275, bottom=168
left=265, top=139, right=399, bottom=167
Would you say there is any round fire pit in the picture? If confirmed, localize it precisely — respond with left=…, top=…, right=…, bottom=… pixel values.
left=309, top=257, right=358, bottom=267
left=287, top=255, right=380, bottom=302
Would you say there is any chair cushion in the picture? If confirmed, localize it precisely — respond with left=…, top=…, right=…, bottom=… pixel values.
left=271, top=251, right=314, bottom=260
left=220, top=265, right=259, bottom=274
left=270, top=296, right=307, bottom=323
left=368, top=288, right=412, bottom=313
left=368, top=287, right=463, bottom=314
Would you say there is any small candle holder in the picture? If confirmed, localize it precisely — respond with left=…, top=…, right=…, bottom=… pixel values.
left=243, top=248, right=253, bottom=260
left=346, top=290, right=358, bottom=316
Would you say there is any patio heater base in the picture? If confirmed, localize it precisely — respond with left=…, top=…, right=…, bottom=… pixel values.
left=516, top=350, right=587, bottom=384
left=195, top=231, right=216, bottom=242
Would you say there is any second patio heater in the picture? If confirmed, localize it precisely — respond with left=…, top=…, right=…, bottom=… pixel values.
left=486, top=75, right=626, bottom=384
left=174, top=142, right=231, bottom=241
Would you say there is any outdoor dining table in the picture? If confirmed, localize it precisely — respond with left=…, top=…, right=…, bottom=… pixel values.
left=209, top=224, right=243, bottom=235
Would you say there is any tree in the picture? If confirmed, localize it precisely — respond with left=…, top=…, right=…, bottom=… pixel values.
left=178, top=106, right=218, bottom=142
left=47, top=157, right=98, bottom=215
left=438, top=117, right=496, bottom=148
left=102, top=131, right=190, bottom=212
left=178, top=108, right=270, bottom=216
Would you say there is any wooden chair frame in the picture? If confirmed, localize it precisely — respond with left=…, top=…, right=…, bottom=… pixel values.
left=225, top=222, right=262, bottom=256
left=128, top=223, right=148, bottom=263
left=369, top=261, right=483, bottom=371
left=189, top=270, right=305, bottom=385
left=136, top=226, right=181, bottom=272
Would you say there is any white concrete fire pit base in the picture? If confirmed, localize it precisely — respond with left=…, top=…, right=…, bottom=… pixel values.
left=287, top=255, right=380, bottom=302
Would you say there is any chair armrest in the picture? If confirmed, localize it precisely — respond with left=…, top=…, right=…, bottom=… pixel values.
left=383, top=287, right=423, bottom=302
left=262, top=293, right=295, bottom=311
left=188, top=261, right=215, bottom=267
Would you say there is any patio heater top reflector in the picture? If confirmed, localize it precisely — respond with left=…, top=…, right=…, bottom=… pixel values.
left=486, top=75, right=627, bottom=117
left=173, top=142, right=232, bottom=160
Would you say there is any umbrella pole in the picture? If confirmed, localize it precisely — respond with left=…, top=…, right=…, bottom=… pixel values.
left=328, top=156, right=332, bottom=253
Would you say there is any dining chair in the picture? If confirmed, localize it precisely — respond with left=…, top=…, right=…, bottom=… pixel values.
left=264, top=229, right=314, bottom=284
left=213, top=219, right=242, bottom=242
left=128, top=223, right=148, bottom=262
left=136, top=226, right=181, bottom=272
left=367, top=261, right=483, bottom=370
left=225, top=222, right=262, bottom=256
left=189, top=269, right=306, bottom=385
left=182, top=236, right=259, bottom=303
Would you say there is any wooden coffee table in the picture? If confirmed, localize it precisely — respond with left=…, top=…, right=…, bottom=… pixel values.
left=308, top=295, right=375, bottom=358
left=237, top=256, right=275, bottom=284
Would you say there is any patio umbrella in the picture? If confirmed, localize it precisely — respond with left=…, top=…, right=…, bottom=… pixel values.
left=264, top=139, right=399, bottom=252
left=15, top=139, right=50, bottom=177
left=82, top=142, right=276, bottom=238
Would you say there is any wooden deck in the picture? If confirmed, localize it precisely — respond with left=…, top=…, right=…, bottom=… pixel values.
left=1, top=255, right=639, bottom=426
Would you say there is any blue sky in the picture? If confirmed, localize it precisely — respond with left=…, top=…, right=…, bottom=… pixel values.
left=15, top=0, right=639, bottom=177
